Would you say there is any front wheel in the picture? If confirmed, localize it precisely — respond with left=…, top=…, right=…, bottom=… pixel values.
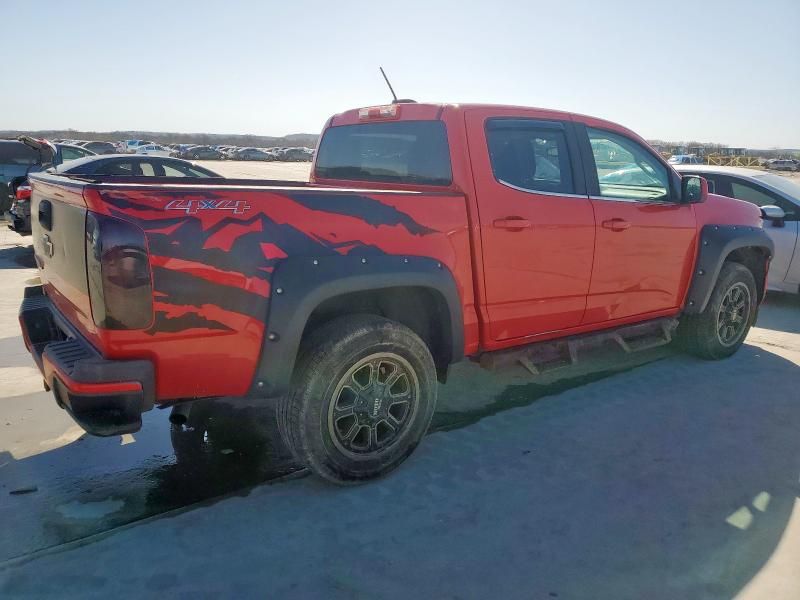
left=678, top=262, right=757, bottom=359
left=278, top=315, right=437, bottom=484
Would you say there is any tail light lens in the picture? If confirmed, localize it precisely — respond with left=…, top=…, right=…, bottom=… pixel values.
left=86, top=213, right=153, bottom=330
left=358, top=104, right=399, bottom=120
left=15, top=185, right=32, bottom=200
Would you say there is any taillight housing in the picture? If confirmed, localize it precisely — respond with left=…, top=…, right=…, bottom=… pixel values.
left=86, top=213, right=153, bottom=330
left=15, top=185, right=32, bottom=200
left=358, top=104, right=399, bottom=120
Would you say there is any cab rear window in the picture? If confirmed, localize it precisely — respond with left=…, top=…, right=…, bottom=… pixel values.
left=315, top=121, right=452, bottom=186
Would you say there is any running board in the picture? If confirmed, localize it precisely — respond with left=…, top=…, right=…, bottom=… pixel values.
left=478, top=317, right=679, bottom=376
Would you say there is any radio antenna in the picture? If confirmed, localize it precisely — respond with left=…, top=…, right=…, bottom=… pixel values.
left=379, top=67, right=398, bottom=103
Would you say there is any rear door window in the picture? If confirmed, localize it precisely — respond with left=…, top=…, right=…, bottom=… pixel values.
left=94, top=161, right=135, bottom=175
left=139, top=161, right=157, bottom=176
left=315, top=120, right=452, bottom=186
left=162, top=162, right=214, bottom=177
left=485, top=119, right=574, bottom=194
left=163, top=164, right=188, bottom=176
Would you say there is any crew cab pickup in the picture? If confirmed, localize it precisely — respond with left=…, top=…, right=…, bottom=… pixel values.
left=20, top=102, right=773, bottom=483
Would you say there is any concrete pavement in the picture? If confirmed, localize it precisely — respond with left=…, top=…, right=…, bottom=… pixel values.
left=1, top=166, right=799, bottom=598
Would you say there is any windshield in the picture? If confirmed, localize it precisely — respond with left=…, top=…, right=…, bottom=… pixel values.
left=315, top=120, right=452, bottom=186
left=752, top=173, right=800, bottom=199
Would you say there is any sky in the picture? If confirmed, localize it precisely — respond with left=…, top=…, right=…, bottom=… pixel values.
left=3, top=0, right=799, bottom=148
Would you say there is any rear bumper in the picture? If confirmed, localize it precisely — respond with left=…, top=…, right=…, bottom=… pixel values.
left=19, top=286, right=155, bottom=436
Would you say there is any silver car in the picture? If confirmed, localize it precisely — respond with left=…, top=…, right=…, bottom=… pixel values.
left=766, top=159, right=799, bottom=172
left=676, top=165, right=800, bottom=295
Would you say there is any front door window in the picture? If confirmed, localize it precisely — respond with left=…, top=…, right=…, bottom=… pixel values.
left=587, top=128, right=671, bottom=202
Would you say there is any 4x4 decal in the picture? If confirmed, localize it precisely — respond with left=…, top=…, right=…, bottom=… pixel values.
left=165, top=198, right=251, bottom=215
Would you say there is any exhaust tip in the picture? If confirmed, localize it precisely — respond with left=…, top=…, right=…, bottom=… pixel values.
left=169, top=413, right=187, bottom=426
left=169, top=404, right=191, bottom=425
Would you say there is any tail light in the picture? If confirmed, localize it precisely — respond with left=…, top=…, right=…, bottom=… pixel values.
left=15, top=185, right=32, bottom=200
left=86, top=213, right=153, bottom=330
left=358, top=104, right=399, bottom=120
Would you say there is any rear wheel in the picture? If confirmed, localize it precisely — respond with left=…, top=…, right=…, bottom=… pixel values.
left=278, top=315, right=437, bottom=484
left=678, top=262, right=757, bottom=359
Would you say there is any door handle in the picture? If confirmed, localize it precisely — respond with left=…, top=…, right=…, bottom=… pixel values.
left=493, top=217, right=532, bottom=231
left=601, top=218, right=631, bottom=232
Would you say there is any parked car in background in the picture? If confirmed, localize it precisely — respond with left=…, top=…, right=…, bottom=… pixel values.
left=668, top=154, right=704, bottom=165
left=0, top=139, right=42, bottom=214
left=178, top=145, right=225, bottom=160
left=80, top=141, right=117, bottom=155
left=8, top=155, right=221, bottom=234
left=676, top=165, right=800, bottom=295
left=123, top=140, right=154, bottom=153
left=3, top=139, right=92, bottom=231
left=235, top=148, right=272, bottom=161
left=765, top=159, right=799, bottom=172
left=282, top=147, right=314, bottom=162
left=168, top=144, right=193, bottom=156
left=135, top=144, right=172, bottom=157
left=57, top=155, right=222, bottom=177
left=221, top=146, right=242, bottom=159
left=1, top=138, right=96, bottom=215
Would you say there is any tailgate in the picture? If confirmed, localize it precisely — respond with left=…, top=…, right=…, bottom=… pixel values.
left=29, top=173, right=95, bottom=340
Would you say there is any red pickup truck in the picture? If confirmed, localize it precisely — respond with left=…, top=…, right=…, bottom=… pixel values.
left=21, top=102, right=773, bottom=483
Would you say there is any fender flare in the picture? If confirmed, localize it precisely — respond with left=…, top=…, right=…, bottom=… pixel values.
left=249, top=255, right=465, bottom=397
left=683, top=224, right=774, bottom=314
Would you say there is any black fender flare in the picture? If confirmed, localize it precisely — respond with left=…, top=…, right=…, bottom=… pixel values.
left=683, top=224, right=774, bottom=314
left=249, top=255, right=465, bottom=397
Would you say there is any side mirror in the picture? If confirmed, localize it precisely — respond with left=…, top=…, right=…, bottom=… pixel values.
left=681, top=175, right=707, bottom=204
left=761, top=205, right=786, bottom=227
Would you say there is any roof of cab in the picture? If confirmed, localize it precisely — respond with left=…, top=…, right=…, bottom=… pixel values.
left=326, top=102, right=639, bottom=139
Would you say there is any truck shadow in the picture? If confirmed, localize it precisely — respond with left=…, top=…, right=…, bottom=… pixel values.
left=757, top=292, right=800, bottom=334
left=2, top=343, right=799, bottom=599
left=0, top=242, right=35, bottom=269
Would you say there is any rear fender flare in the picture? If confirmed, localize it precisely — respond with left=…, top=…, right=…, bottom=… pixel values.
left=249, top=255, right=464, bottom=397
left=683, top=224, right=774, bottom=314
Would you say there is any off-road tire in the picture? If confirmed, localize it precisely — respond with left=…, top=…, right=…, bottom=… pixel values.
left=678, top=262, right=757, bottom=359
left=277, top=314, right=437, bottom=484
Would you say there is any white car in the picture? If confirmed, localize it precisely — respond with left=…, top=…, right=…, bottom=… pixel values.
left=668, top=154, right=703, bottom=165
left=677, top=165, right=800, bottom=295
left=135, top=144, right=172, bottom=157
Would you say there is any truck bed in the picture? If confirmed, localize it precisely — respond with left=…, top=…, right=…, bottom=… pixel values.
left=27, top=171, right=475, bottom=401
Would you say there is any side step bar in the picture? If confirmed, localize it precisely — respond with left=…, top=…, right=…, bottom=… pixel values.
left=478, top=317, right=679, bottom=376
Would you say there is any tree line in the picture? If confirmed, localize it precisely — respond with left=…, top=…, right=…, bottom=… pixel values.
left=0, top=129, right=319, bottom=148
